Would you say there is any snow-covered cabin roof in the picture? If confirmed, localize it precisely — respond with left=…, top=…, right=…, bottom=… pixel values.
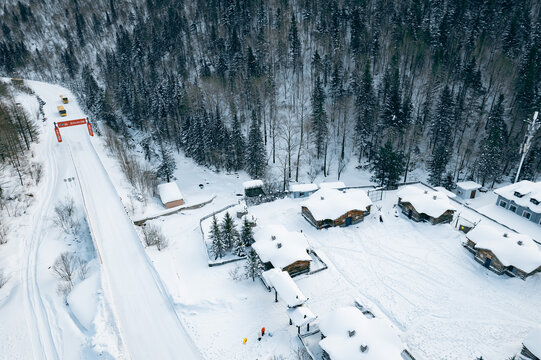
left=290, top=183, right=318, bottom=193
left=286, top=306, right=317, bottom=327
left=396, top=185, right=456, bottom=218
left=495, top=180, right=541, bottom=214
left=524, top=327, right=541, bottom=357
left=319, top=181, right=346, bottom=190
left=466, top=223, right=541, bottom=273
left=261, top=269, right=307, bottom=307
left=243, top=179, right=264, bottom=189
left=319, top=307, right=404, bottom=360
left=434, top=186, right=457, bottom=198
left=456, top=181, right=482, bottom=191
left=252, top=225, right=311, bottom=269
left=301, top=188, right=372, bottom=221
left=157, top=182, right=183, bottom=204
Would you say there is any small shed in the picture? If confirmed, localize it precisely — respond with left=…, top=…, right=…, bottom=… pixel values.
left=262, top=268, right=307, bottom=308
left=286, top=306, right=317, bottom=334
left=252, top=225, right=312, bottom=276
left=396, top=185, right=456, bottom=225
left=521, top=327, right=541, bottom=360
left=157, top=182, right=184, bottom=209
left=301, top=188, right=372, bottom=229
left=465, top=223, right=541, bottom=279
left=243, top=180, right=265, bottom=197
left=454, top=181, right=482, bottom=199
left=319, top=307, right=405, bottom=360
left=290, top=183, right=318, bottom=198
left=319, top=181, right=346, bottom=190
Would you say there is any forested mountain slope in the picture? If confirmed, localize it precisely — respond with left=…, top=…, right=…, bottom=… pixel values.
left=1, top=0, right=540, bottom=188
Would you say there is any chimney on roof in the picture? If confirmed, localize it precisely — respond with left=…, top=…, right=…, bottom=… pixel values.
left=277, top=243, right=282, bottom=249
left=433, top=195, right=437, bottom=200
left=342, top=190, right=346, bottom=193
left=424, top=190, right=428, bottom=194
left=360, top=345, right=368, bottom=353
left=271, top=235, right=276, bottom=240
left=348, top=330, right=356, bottom=337
left=321, top=196, right=324, bottom=200
left=517, top=240, right=523, bottom=246
left=503, top=233, right=508, bottom=238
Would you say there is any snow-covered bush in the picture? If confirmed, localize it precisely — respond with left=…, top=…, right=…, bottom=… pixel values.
left=53, top=197, right=81, bottom=235
left=228, top=264, right=246, bottom=281
left=142, top=224, right=168, bottom=251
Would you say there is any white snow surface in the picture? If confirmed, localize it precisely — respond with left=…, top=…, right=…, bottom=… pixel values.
left=434, top=186, right=456, bottom=198
left=262, top=269, right=307, bottom=307
left=157, top=181, right=183, bottom=205
left=456, top=181, right=482, bottom=191
left=301, top=188, right=372, bottom=221
left=289, top=183, right=318, bottom=193
left=467, top=223, right=541, bottom=273
left=318, top=181, right=346, bottom=190
left=523, top=327, right=541, bottom=357
left=252, top=225, right=311, bottom=269
left=286, top=306, right=317, bottom=327
left=319, top=306, right=404, bottom=360
left=494, top=180, right=541, bottom=214
left=397, top=185, right=456, bottom=218
left=242, top=179, right=264, bottom=190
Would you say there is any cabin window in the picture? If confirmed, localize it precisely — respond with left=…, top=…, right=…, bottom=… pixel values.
left=531, top=198, right=540, bottom=205
left=299, top=192, right=305, bottom=197
left=499, top=200, right=507, bottom=208
left=509, top=205, right=517, bottom=213
left=522, top=211, right=531, bottom=220
left=514, top=191, right=524, bottom=198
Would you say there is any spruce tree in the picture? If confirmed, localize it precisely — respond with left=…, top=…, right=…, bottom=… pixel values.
left=209, top=215, right=225, bottom=260
left=370, top=141, right=405, bottom=188
left=233, top=232, right=245, bottom=257
left=428, top=145, right=451, bottom=186
left=311, top=77, right=327, bottom=158
left=220, top=212, right=238, bottom=249
left=288, top=13, right=301, bottom=74
left=156, top=143, right=176, bottom=182
left=240, top=217, right=254, bottom=246
left=478, top=95, right=507, bottom=186
left=246, top=111, right=267, bottom=179
left=245, top=248, right=264, bottom=281
left=231, top=113, right=245, bottom=171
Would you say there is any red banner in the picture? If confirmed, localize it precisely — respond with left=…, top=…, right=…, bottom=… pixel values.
left=57, top=118, right=87, bottom=128
left=54, top=127, right=62, bottom=142
left=87, top=122, right=94, bottom=136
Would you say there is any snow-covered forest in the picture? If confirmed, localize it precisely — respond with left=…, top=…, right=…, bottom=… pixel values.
left=1, top=0, right=540, bottom=188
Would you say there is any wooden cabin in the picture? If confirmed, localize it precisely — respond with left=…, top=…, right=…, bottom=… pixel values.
left=157, top=182, right=184, bottom=209
left=396, top=185, right=456, bottom=225
left=520, top=328, right=541, bottom=360
left=301, top=188, right=372, bottom=229
left=465, top=223, right=541, bottom=280
left=243, top=180, right=265, bottom=197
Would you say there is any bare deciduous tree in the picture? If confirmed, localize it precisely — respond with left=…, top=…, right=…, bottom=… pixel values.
left=142, top=224, right=168, bottom=251
left=53, top=197, right=81, bottom=235
left=52, top=252, right=78, bottom=287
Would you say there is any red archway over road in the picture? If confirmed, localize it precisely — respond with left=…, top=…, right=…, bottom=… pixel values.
left=54, top=118, right=93, bottom=142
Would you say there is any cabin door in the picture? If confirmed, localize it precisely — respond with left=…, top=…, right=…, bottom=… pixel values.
left=407, top=209, right=413, bottom=219
left=484, top=257, right=492, bottom=268
left=345, top=217, right=352, bottom=226
left=470, top=190, right=476, bottom=199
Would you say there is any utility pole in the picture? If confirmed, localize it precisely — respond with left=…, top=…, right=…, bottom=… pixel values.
left=515, top=111, right=540, bottom=183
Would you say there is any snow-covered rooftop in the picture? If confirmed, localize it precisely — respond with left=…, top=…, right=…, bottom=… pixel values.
left=495, top=180, right=541, bottom=214
left=157, top=182, right=183, bottom=204
left=467, top=223, right=541, bottom=273
left=318, top=181, right=346, bottom=190
left=319, top=307, right=404, bottom=360
left=261, top=269, right=307, bottom=307
left=524, top=327, right=541, bottom=357
left=301, top=188, right=372, bottom=221
left=397, top=185, right=456, bottom=218
left=243, top=179, right=264, bottom=189
left=286, top=306, right=317, bottom=327
left=456, top=181, right=482, bottom=191
left=434, top=186, right=457, bottom=198
left=252, top=225, right=311, bottom=270
left=289, top=183, right=318, bottom=193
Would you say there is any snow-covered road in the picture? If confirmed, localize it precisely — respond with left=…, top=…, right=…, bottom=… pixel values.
left=28, top=81, right=201, bottom=360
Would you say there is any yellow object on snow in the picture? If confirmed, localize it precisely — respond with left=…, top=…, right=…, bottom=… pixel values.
left=243, top=338, right=247, bottom=344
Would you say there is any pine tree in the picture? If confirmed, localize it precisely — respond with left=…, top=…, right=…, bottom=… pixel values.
left=240, top=217, right=254, bottom=246
left=233, top=232, right=245, bottom=257
left=288, top=13, right=301, bottom=74
left=370, top=141, right=405, bottom=188
left=354, top=61, right=376, bottom=160
left=428, top=144, right=451, bottom=186
left=220, top=212, right=238, bottom=249
left=245, top=248, right=264, bottom=281
left=478, top=95, right=507, bottom=186
left=209, top=215, right=225, bottom=260
left=311, top=77, right=327, bottom=158
left=246, top=111, right=267, bottom=179
left=157, top=143, right=176, bottom=182
left=231, top=113, right=245, bottom=171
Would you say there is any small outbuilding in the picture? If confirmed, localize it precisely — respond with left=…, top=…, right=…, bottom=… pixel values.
left=252, top=225, right=312, bottom=276
left=301, top=188, right=372, bottom=229
left=286, top=306, right=317, bottom=334
left=157, top=182, right=184, bottom=209
left=454, top=181, right=482, bottom=199
left=319, top=181, right=346, bottom=190
left=465, top=223, right=541, bottom=279
left=262, top=268, right=307, bottom=308
left=319, top=307, right=406, bottom=360
left=396, top=185, right=456, bottom=224
left=521, top=327, right=541, bottom=360
left=243, top=180, right=265, bottom=197
left=289, top=183, right=318, bottom=198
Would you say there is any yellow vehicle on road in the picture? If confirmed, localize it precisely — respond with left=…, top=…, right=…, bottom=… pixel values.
left=60, top=95, right=68, bottom=104
left=57, top=106, right=67, bottom=117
